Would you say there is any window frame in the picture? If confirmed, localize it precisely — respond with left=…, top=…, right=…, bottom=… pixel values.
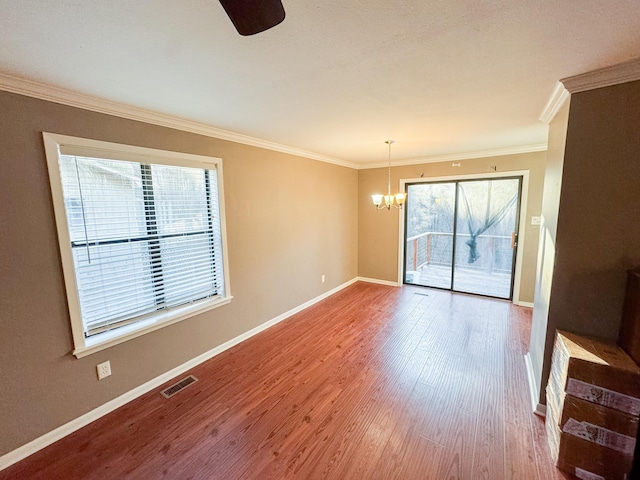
left=43, top=133, right=232, bottom=358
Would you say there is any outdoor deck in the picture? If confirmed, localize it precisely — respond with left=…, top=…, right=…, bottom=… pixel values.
left=407, top=263, right=512, bottom=299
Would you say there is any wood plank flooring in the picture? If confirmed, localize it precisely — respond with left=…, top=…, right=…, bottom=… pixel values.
left=1, top=282, right=571, bottom=480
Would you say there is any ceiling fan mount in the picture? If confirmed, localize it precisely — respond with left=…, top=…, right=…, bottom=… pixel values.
left=218, top=0, right=286, bottom=36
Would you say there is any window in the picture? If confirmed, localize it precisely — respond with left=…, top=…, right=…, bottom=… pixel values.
left=44, top=133, right=231, bottom=357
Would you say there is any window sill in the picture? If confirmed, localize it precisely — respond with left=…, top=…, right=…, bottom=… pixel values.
left=72, top=295, right=233, bottom=358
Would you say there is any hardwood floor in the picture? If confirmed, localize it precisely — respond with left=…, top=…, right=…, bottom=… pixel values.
left=1, top=282, right=570, bottom=480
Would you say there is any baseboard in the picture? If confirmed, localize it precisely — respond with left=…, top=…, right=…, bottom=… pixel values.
left=514, top=300, right=534, bottom=308
left=524, top=352, right=546, bottom=417
left=0, top=277, right=358, bottom=472
left=356, top=276, right=400, bottom=287
left=534, top=402, right=547, bottom=417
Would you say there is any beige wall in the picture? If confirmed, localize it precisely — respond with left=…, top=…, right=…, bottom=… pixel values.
left=358, top=152, right=546, bottom=303
left=529, top=99, right=570, bottom=404
left=0, top=91, right=358, bottom=456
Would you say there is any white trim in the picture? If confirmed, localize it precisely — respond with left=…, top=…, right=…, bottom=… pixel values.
left=43, top=132, right=234, bottom=358
left=0, top=277, right=359, bottom=472
left=0, top=73, right=357, bottom=169
left=397, top=170, right=530, bottom=306
left=561, top=57, right=640, bottom=93
left=397, top=202, right=405, bottom=286
left=358, top=144, right=547, bottom=170
left=512, top=171, right=529, bottom=306
left=0, top=73, right=551, bottom=171
left=539, top=82, right=570, bottom=124
left=73, top=297, right=234, bottom=358
left=525, top=352, right=546, bottom=417
left=535, top=403, right=547, bottom=417
left=356, top=276, right=400, bottom=287
left=514, top=301, right=534, bottom=308
left=215, top=151, right=233, bottom=325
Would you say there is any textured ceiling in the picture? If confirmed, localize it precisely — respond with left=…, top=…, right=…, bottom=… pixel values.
left=1, top=0, right=640, bottom=164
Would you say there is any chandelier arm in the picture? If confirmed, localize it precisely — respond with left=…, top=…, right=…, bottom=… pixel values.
left=374, top=203, right=403, bottom=210
left=387, top=140, right=392, bottom=196
left=371, top=140, right=405, bottom=210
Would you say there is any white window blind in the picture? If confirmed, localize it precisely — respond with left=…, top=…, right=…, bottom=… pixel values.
left=44, top=133, right=231, bottom=357
left=58, top=154, right=225, bottom=338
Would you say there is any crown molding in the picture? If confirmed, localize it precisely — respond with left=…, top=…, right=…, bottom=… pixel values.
left=0, top=73, right=358, bottom=169
left=539, top=82, right=570, bottom=124
left=357, top=143, right=547, bottom=170
left=0, top=73, right=550, bottom=171
left=561, top=57, right=640, bottom=94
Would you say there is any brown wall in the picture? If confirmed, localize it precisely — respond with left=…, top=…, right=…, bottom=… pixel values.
left=0, top=91, right=358, bottom=456
left=531, top=79, right=640, bottom=405
left=540, top=80, right=640, bottom=398
left=550, top=80, right=640, bottom=339
left=358, top=152, right=546, bottom=303
left=529, top=99, right=570, bottom=403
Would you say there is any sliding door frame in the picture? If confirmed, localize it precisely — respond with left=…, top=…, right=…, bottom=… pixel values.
left=397, top=170, right=530, bottom=305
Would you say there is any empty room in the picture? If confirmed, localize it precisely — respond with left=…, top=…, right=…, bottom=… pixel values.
left=1, top=2, right=640, bottom=479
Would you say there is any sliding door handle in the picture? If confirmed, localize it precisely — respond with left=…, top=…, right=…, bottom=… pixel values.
left=511, top=232, right=518, bottom=248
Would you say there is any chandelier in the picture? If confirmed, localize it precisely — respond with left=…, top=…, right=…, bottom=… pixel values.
left=371, top=140, right=406, bottom=210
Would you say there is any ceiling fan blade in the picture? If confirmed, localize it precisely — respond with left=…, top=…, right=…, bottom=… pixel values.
left=218, top=0, right=286, bottom=36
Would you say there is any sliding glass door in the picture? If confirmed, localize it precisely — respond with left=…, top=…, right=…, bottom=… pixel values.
left=404, top=182, right=456, bottom=289
left=404, top=177, right=521, bottom=299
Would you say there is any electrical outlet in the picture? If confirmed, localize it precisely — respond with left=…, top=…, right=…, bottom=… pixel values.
left=531, top=216, right=541, bottom=226
left=97, top=361, right=111, bottom=380
left=321, top=274, right=326, bottom=283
